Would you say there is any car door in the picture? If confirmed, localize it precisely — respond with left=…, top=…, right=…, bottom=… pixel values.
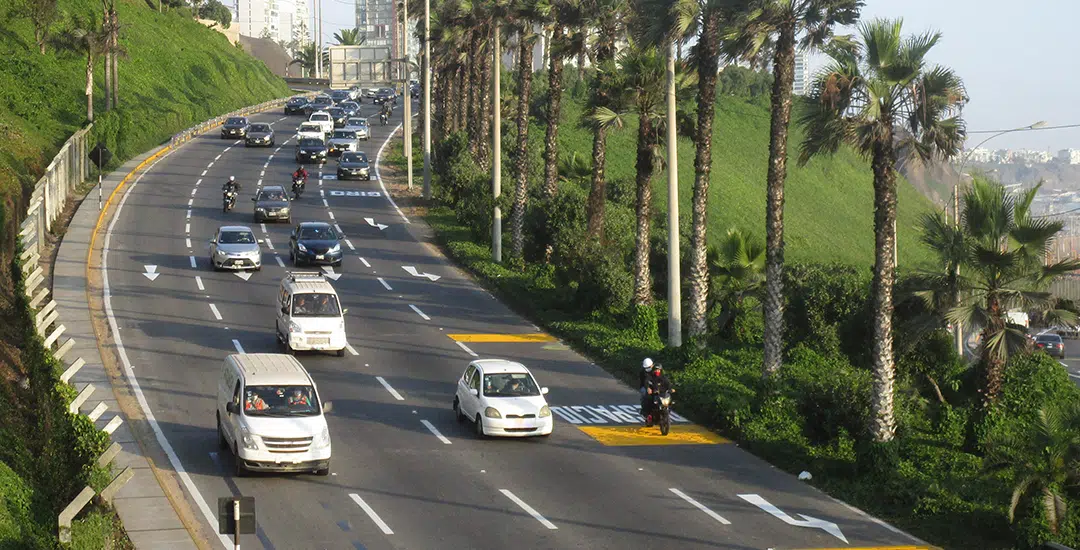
left=225, top=379, right=241, bottom=445
left=458, top=365, right=476, bottom=415
left=466, top=366, right=483, bottom=418
left=289, top=225, right=299, bottom=256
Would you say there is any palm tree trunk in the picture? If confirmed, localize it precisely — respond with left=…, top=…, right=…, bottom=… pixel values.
left=455, top=63, right=468, bottom=133
left=104, top=46, right=112, bottom=111
left=510, top=31, right=534, bottom=261
left=541, top=26, right=565, bottom=263
left=762, top=24, right=796, bottom=377
left=686, top=12, right=722, bottom=341
left=980, top=293, right=1007, bottom=407
left=466, top=31, right=481, bottom=154
left=584, top=30, right=615, bottom=241
left=632, top=110, right=655, bottom=307
left=86, top=52, right=94, bottom=122
left=110, top=9, right=119, bottom=107
left=869, top=131, right=899, bottom=443
left=477, top=27, right=493, bottom=171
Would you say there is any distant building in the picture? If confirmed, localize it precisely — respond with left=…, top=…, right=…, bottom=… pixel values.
left=236, top=0, right=308, bottom=46
left=1059, top=149, right=1080, bottom=165
left=793, top=50, right=811, bottom=96
left=964, top=147, right=996, bottom=163
left=356, top=0, right=394, bottom=51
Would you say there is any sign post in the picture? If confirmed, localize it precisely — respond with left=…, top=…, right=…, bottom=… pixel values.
left=88, top=144, right=112, bottom=211
left=218, top=496, right=256, bottom=550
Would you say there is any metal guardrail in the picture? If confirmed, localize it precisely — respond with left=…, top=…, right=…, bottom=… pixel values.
left=1043, top=543, right=1076, bottom=550
left=284, top=77, right=330, bottom=86
left=169, top=96, right=309, bottom=147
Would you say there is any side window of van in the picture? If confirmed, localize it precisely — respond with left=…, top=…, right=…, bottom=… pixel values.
left=232, top=381, right=241, bottom=405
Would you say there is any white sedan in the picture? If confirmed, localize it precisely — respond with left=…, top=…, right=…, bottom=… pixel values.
left=454, top=359, right=553, bottom=437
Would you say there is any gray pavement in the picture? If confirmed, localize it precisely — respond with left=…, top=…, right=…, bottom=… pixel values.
left=89, top=98, right=932, bottom=550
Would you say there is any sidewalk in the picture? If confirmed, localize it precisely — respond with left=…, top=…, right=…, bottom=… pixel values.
left=53, top=145, right=201, bottom=549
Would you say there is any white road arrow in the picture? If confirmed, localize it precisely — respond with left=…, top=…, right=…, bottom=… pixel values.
left=365, top=217, right=388, bottom=230
left=143, top=265, right=160, bottom=281
left=738, top=494, right=847, bottom=543
left=402, top=266, right=440, bottom=281
left=233, top=271, right=252, bottom=281
left=322, top=266, right=342, bottom=281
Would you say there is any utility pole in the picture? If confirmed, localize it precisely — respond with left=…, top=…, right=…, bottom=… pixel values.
left=403, top=0, right=413, bottom=190
left=491, top=24, right=502, bottom=263
left=666, top=42, right=681, bottom=347
left=422, top=0, right=432, bottom=200
left=315, top=0, right=322, bottom=79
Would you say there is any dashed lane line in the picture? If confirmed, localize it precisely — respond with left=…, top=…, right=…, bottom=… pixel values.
left=377, top=277, right=392, bottom=290
left=344, top=239, right=355, bottom=251
left=232, top=339, right=245, bottom=353
left=669, top=489, right=731, bottom=525
left=189, top=256, right=197, bottom=268
left=348, top=494, right=394, bottom=535
left=420, top=420, right=451, bottom=444
left=455, top=341, right=478, bottom=357
left=275, top=256, right=285, bottom=267
left=195, top=276, right=204, bottom=291
left=375, top=376, right=404, bottom=400
left=499, top=490, right=557, bottom=530
left=209, top=303, right=222, bottom=320
left=345, top=344, right=359, bottom=356
left=409, top=304, right=430, bottom=321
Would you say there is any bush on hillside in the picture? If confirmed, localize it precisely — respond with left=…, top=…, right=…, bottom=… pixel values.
left=783, top=262, right=870, bottom=363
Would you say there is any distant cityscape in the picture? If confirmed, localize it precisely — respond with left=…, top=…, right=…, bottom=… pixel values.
left=962, top=147, right=1080, bottom=166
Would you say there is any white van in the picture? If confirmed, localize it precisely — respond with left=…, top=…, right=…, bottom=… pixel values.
left=216, top=353, right=332, bottom=476
left=276, top=271, right=348, bottom=356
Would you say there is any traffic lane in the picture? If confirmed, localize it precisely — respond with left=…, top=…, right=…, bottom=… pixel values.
left=1061, top=337, right=1080, bottom=384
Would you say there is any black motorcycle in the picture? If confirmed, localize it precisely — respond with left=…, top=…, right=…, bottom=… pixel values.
left=222, top=189, right=237, bottom=212
left=644, top=387, right=674, bottom=435
left=379, top=113, right=388, bottom=126
left=292, top=177, right=305, bottom=199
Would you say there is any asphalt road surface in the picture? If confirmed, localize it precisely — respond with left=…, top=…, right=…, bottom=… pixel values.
left=101, top=99, right=928, bottom=549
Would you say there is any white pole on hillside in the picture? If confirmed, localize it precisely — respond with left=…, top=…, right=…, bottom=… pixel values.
left=666, top=42, right=681, bottom=347
left=403, top=0, right=413, bottom=190
left=422, top=0, right=432, bottom=200
left=492, top=24, right=502, bottom=263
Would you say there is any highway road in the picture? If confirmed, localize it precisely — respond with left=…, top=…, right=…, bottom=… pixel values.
left=101, top=98, right=927, bottom=549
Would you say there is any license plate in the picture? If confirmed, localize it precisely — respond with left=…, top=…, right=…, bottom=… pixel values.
left=308, top=337, right=329, bottom=345
left=233, top=260, right=243, bottom=266
left=316, top=254, right=325, bottom=260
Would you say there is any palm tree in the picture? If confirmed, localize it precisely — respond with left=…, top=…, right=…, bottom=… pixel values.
left=798, top=18, right=968, bottom=442
left=984, top=402, right=1080, bottom=534
left=289, top=43, right=317, bottom=77
left=53, top=15, right=108, bottom=122
left=333, top=27, right=366, bottom=45
left=723, top=0, right=862, bottom=376
left=932, top=179, right=1080, bottom=407
left=710, top=228, right=765, bottom=336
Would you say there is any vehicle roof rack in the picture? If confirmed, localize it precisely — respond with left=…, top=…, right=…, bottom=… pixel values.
left=285, top=271, right=325, bottom=282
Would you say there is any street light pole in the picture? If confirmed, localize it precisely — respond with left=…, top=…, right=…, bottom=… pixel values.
left=422, top=0, right=432, bottom=200
left=492, top=24, right=502, bottom=263
left=665, top=42, right=681, bottom=348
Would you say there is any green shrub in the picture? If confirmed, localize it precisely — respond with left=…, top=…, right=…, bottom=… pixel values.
left=779, top=346, right=872, bottom=444
left=783, top=263, right=870, bottom=363
left=669, top=353, right=756, bottom=433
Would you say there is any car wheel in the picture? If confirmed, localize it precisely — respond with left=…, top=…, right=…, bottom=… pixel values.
left=254, top=264, right=262, bottom=272
left=286, top=341, right=295, bottom=356
left=336, top=348, right=345, bottom=357
left=217, top=414, right=228, bottom=449
left=210, top=258, right=219, bottom=271
left=453, top=398, right=465, bottom=423
left=474, top=415, right=485, bottom=438
left=314, top=464, right=330, bottom=476
left=233, top=445, right=247, bottom=477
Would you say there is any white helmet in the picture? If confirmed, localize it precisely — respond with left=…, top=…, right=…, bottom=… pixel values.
left=642, top=358, right=654, bottom=370
left=229, top=176, right=236, bottom=182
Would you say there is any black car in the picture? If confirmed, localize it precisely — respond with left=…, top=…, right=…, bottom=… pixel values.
left=289, top=222, right=343, bottom=267
left=284, top=96, right=310, bottom=115
left=303, top=96, right=333, bottom=115
left=373, top=88, right=396, bottom=105
left=1035, top=333, right=1066, bottom=359
left=330, top=90, right=351, bottom=104
left=252, top=186, right=291, bottom=223
left=339, top=101, right=361, bottom=117
left=221, top=116, right=249, bottom=138
left=336, top=152, right=371, bottom=180
left=295, top=137, right=328, bottom=164
left=326, top=107, right=349, bottom=128
left=245, top=123, right=275, bottom=147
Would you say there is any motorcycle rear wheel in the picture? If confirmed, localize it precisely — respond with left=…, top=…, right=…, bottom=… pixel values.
left=659, top=413, right=670, bottom=436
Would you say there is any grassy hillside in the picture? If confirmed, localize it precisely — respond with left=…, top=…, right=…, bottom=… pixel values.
left=547, top=90, right=937, bottom=267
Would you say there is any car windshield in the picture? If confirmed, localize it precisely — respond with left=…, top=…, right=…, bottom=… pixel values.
left=482, top=373, right=540, bottom=397
left=298, top=138, right=323, bottom=147
left=291, top=293, right=341, bottom=317
left=311, top=114, right=329, bottom=121
left=315, top=96, right=330, bottom=102
left=219, top=231, right=256, bottom=244
left=242, top=385, right=319, bottom=416
left=289, top=97, right=307, bottom=103
left=257, top=190, right=287, bottom=201
left=299, top=124, right=320, bottom=132
left=328, top=109, right=344, bottom=116
left=331, top=131, right=356, bottom=139
left=226, top=117, right=245, bottom=125
left=249, top=124, right=271, bottom=132
left=341, top=153, right=367, bottom=163
left=298, top=226, right=337, bottom=240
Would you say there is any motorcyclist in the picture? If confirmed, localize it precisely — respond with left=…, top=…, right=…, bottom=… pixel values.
left=222, top=175, right=240, bottom=193
left=292, top=165, right=308, bottom=183
left=639, top=358, right=654, bottom=416
left=641, top=360, right=672, bottom=421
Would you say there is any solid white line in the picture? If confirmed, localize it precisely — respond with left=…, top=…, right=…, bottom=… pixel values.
left=420, top=420, right=451, bottom=444
left=409, top=304, right=431, bottom=321
left=185, top=238, right=191, bottom=248
left=374, top=123, right=411, bottom=224
left=669, top=489, right=731, bottom=525
left=348, top=494, right=394, bottom=535
left=345, top=239, right=355, bottom=251
left=345, top=344, right=359, bottom=356
left=100, top=147, right=236, bottom=549
left=275, top=256, right=285, bottom=267
left=209, top=304, right=222, bottom=320
left=377, top=277, right=392, bottom=290
left=360, top=257, right=371, bottom=268
left=1069, top=372, right=1080, bottom=380
left=260, top=223, right=267, bottom=233
left=189, top=256, right=197, bottom=268
left=328, top=211, right=335, bottom=220
left=499, top=490, right=557, bottom=530
left=195, top=276, right=204, bottom=291
left=375, top=376, right=404, bottom=400
left=456, top=341, right=478, bottom=357
left=232, top=339, right=245, bottom=353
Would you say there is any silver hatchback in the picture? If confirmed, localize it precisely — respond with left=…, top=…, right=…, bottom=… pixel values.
left=209, top=226, right=262, bottom=271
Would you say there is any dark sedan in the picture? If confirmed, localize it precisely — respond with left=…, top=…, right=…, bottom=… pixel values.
left=330, top=90, right=351, bottom=104
left=1035, top=333, right=1066, bottom=359
left=221, top=116, right=249, bottom=138
left=336, top=152, right=371, bottom=180
left=252, top=186, right=291, bottom=223
left=289, top=222, right=343, bottom=267
left=373, top=88, right=396, bottom=105
left=326, top=107, right=349, bottom=128
left=339, top=101, right=361, bottom=117
left=295, top=137, right=328, bottom=164
left=284, top=96, right=310, bottom=115
left=303, top=96, right=333, bottom=115
left=245, top=123, right=275, bottom=147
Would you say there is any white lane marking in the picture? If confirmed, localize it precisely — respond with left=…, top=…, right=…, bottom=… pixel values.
left=360, top=257, right=371, bottom=268
left=188, top=198, right=193, bottom=206
left=348, top=494, right=394, bottom=535
left=186, top=238, right=192, bottom=248
left=209, top=304, right=222, bottom=320
left=420, top=420, right=451, bottom=444
left=1069, top=372, right=1080, bottom=380
left=377, top=277, right=392, bottom=290
left=189, top=256, right=197, bottom=268
left=374, top=122, right=410, bottom=224
left=328, top=211, right=335, bottom=220
left=345, top=239, right=355, bottom=251
left=260, top=170, right=265, bottom=177
left=201, top=170, right=207, bottom=176
left=207, top=162, right=214, bottom=168
left=224, top=146, right=232, bottom=151
left=409, top=304, right=431, bottom=321
left=456, top=341, right=478, bottom=357
left=265, top=238, right=274, bottom=250
left=345, top=344, right=359, bottom=356
left=375, top=376, right=404, bottom=400
left=196, top=178, right=202, bottom=185
left=319, top=189, right=325, bottom=197
left=195, top=276, right=205, bottom=291
left=260, top=223, right=267, bottom=233
left=215, top=154, right=222, bottom=161
left=186, top=209, right=191, bottom=219
left=232, top=339, right=245, bottom=353
left=257, top=179, right=263, bottom=187
left=738, top=493, right=846, bottom=543
left=185, top=223, right=190, bottom=234
left=101, top=147, right=236, bottom=550
left=275, top=256, right=285, bottom=267
left=335, top=224, right=343, bottom=234
left=322, top=199, right=329, bottom=207
left=670, top=489, right=731, bottom=525
left=499, top=490, right=557, bottom=530
left=191, top=189, right=197, bottom=196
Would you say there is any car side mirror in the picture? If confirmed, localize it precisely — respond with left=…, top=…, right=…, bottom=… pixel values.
left=225, top=402, right=238, bottom=414
left=470, top=389, right=479, bottom=396
left=342, top=308, right=348, bottom=314
left=322, top=401, right=333, bottom=413
left=251, top=197, right=257, bottom=201
left=281, top=306, right=288, bottom=314
left=290, top=234, right=296, bottom=240
left=541, top=387, right=549, bottom=395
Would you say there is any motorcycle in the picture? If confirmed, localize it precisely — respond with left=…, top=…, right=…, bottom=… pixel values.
left=222, top=189, right=237, bottom=212
left=643, top=387, right=674, bottom=435
left=292, top=177, right=305, bottom=199
left=379, top=113, right=388, bottom=126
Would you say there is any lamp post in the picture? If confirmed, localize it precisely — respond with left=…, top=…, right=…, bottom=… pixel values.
left=422, top=0, right=431, bottom=200
left=492, top=24, right=502, bottom=263
left=951, top=119, right=1047, bottom=357
left=666, top=41, right=680, bottom=347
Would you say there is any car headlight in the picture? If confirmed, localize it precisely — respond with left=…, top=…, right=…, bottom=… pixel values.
left=484, top=407, right=502, bottom=419
left=318, top=151, right=327, bottom=156
left=279, top=207, right=289, bottom=214
left=313, top=426, right=331, bottom=449
left=329, top=244, right=340, bottom=254
left=288, top=321, right=302, bottom=334
left=297, top=243, right=307, bottom=252
left=660, top=396, right=671, bottom=407
left=247, top=250, right=261, bottom=257
left=240, top=427, right=259, bottom=450
left=256, top=207, right=265, bottom=212
left=539, top=405, right=551, bottom=418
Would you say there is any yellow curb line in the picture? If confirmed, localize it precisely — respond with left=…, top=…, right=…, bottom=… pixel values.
left=447, top=333, right=557, bottom=343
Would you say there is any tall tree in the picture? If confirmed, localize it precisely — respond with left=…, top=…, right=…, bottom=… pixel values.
left=24, top=0, right=59, bottom=54
left=582, top=0, right=626, bottom=241
left=799, top=18, right=967, bottom=442
left=53, top=15, right=108, bottom=122
left=333, top=27, right=366, bottom=45
left=289, top=43, right=317, bottom=77
left=723, top=0, right=862, bottom=376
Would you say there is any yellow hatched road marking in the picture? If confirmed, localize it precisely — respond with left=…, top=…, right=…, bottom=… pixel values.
left=789, top=547, right=938, bottom=550
left=447, top=333, right=558, bottom=343
left=577, top=425, right=730, bottom=446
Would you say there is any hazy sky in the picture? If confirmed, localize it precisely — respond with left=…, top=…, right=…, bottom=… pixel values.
left=313, top=0, right=1080, bottom=152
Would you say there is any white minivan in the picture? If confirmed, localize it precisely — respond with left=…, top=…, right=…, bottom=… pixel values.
left=276, top=272, right=348, bottom=356
left=217, top=353, right=332, bottom=476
